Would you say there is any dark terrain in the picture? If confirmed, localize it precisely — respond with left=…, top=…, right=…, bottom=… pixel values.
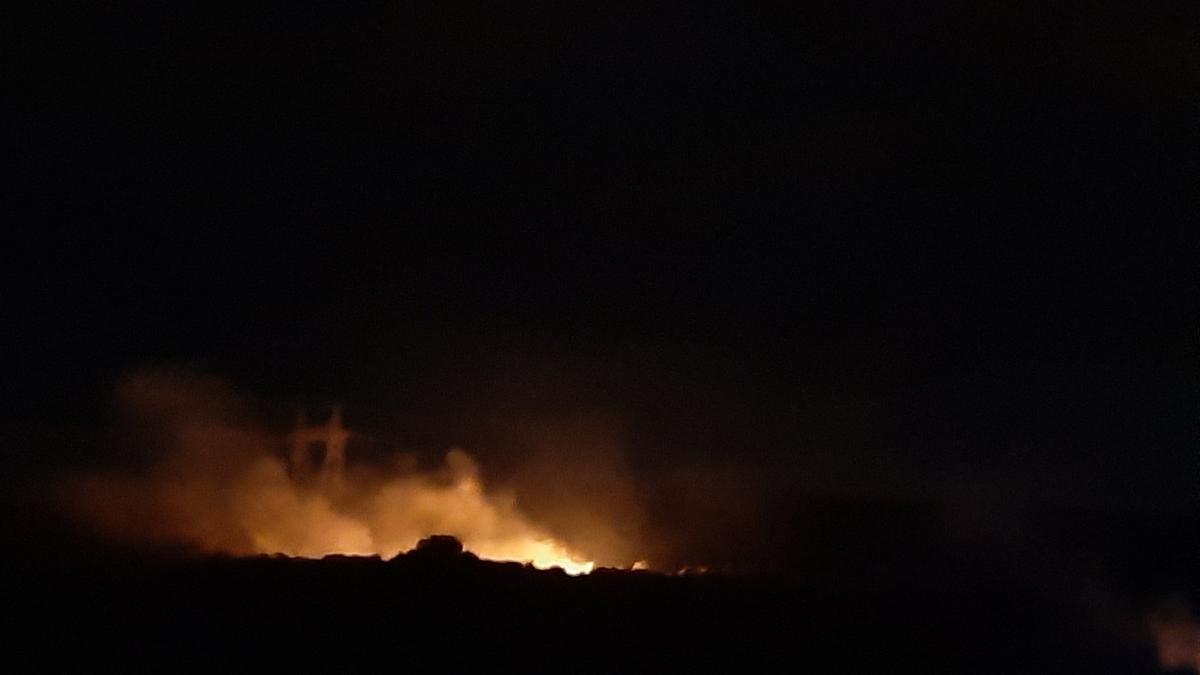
left=6, top=505, right=1195, bottom=673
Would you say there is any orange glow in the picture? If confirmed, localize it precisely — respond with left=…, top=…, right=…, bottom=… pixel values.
left=1150, top=607, right=1200, bottom=672
left=59, top=372, right=604, bottom=574
left=67, top=448, right=597, bottom=574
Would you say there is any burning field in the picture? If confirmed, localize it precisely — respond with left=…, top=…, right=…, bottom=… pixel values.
left=12, top=368, right=1192, bottom=673
left=59, top=369, right=605, bottom=574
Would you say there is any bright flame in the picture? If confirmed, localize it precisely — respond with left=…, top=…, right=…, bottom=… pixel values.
left=68, top=447, right=597, bottom=573
left=475, top=538, right=595, bottom=576
left=59, top=373, right=601, bottom=573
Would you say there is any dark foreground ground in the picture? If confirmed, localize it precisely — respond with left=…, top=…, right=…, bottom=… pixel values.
left=4, top=518, right=1197, bottom=674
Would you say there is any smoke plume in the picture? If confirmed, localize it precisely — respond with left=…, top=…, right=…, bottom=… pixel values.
left=59, top=368, right=616, bottom=574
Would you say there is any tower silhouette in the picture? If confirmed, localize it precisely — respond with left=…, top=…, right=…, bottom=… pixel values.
left=287, top=404, right=350, bottom=482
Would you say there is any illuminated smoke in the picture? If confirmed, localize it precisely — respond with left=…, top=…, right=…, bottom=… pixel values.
left=59, top=369, right=607, bottom=575
left=1149, top=603, right=1200, bottom=673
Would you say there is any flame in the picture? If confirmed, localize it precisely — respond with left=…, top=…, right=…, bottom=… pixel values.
left=58, top=372, right=609, bottom=575
left=473, top=538, right=595, bottom=576
left=69, top=449, right=597, bottom=574
left=73, top=449, right=591, bottom=572
left=225, top=451, right=597, bottom=574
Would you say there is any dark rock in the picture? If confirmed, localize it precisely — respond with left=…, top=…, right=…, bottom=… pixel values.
left=413, top=534, right=464, bottom=558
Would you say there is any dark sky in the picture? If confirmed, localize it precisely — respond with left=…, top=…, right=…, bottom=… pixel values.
left=7, top=2, right=1197, bottom=512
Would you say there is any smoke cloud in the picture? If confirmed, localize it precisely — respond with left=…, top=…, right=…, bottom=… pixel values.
left=1149, top=601, right=1200, bottom=672
left=59, top=368, right=626, bottom=573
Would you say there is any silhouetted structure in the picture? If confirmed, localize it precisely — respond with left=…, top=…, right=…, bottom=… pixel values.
left=287, top=404, right=350, bottom=482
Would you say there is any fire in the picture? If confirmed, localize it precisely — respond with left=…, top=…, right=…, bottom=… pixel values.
left=71, top=446, right=597, bottom=574
left=473, top=539, right=595, bottom=576
left=60, top=372, right=603, bottom=575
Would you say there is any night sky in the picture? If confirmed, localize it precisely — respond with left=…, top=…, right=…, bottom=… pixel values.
left=7, top=1, right=1197, bottom=529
